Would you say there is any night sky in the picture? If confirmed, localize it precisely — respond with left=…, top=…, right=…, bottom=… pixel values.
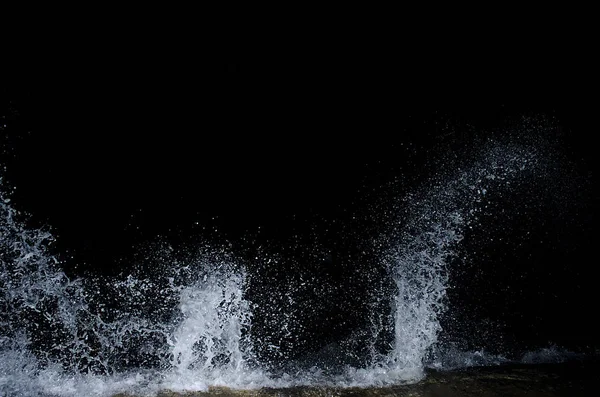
left=1, top=43, right=597, bottom=357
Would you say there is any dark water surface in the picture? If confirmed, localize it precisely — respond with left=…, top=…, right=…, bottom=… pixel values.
left=125, top=360, right=597, bottom=397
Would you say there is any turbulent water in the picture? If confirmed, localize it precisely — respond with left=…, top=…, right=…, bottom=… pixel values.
left=0, top=126, right=588, bottom=396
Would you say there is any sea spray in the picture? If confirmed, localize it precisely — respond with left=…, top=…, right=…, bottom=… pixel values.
left=0, top=183, right=260, bottom=394
left=376, top=140, right=549, bottom=377
left=0, top=123, right=586, bottom=395
left=238, top=139, right=551, bottom=387
left=163, top=264, right=258, bottom=391
left=0, top=181, right=98, bottom=391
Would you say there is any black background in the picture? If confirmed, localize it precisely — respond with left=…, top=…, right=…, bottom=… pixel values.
left=1, top=32, right=597, bottom=359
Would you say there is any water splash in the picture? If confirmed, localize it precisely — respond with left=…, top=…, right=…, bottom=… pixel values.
left=373, top=138, right=554, bottom=380
left=0, top=125, right=586, bottom=395
left=163, top=266, right=259, bottom=391
left=0, top=185, right=261, bottom=394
